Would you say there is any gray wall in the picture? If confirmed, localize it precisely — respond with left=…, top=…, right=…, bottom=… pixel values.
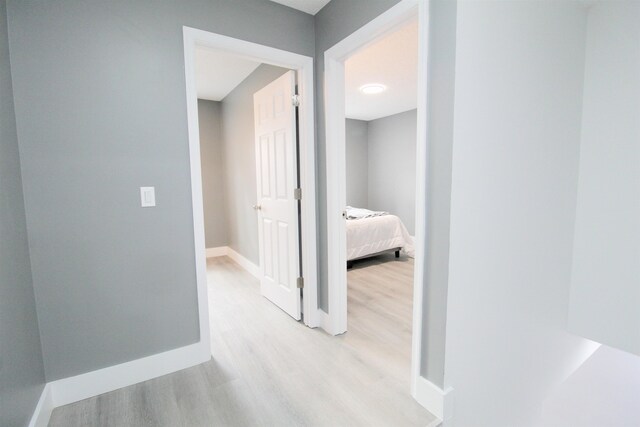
left=220, top=64, right=289, bottom=265
left=0, top=0, right=46, bottom=424
left=367, top=109, right=416, bottom=234
left=6, top=0, right=315, bottom=381
left=198, top=99, right=228, bottom=249
left=345, top=119, right=368, bottom=208
left=315, top=0, right=402, bottom=311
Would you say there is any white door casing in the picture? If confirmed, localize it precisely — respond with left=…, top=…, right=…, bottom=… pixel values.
left=322, top=0, right=454, bottom=421
left=184, top=27, right=318, bottom=329
left=254, top=70, right=301, bottom=320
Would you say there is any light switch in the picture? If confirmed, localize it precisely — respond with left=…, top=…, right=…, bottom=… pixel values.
left=140, top=187, right=156, bottom=207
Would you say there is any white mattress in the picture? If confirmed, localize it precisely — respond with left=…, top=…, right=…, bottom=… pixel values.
left=346, top=214, right=415, bottom=261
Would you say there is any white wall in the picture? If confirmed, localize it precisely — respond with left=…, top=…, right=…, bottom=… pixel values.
left=443, top=2, right=596, bottom=425
left=568, top=0, right=640, bottom=356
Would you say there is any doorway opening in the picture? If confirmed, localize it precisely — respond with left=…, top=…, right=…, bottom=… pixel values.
left=323, top=0, right=442, bottom=418
left=182, top=28, right=319, bottom=338
left=343, top=10, right=419, bottom=400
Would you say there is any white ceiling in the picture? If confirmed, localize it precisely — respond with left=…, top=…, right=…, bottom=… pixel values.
left=195, top=47, right=260, bottom=101
left=269, top=0, right=331, bottom=15
left=345, top=16, right=418, bottom=121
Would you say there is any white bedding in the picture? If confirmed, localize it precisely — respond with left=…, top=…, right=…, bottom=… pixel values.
left=345, top=206, right=388, bottom=220
left=346, top=214, right=415, bottom=261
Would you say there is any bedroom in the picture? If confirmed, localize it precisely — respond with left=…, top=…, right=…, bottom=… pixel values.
left=342, top=15, right=418, bottom=381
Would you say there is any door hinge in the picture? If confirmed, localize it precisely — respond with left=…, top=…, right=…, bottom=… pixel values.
left=296, top=277, right=304, bottom=289
left=294, top=187, right=302, bottom=200
left=292, top=94, right=301, bottom=107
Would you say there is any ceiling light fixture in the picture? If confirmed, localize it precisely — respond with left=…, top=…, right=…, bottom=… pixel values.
left=359, top=83, right=387, bottom=95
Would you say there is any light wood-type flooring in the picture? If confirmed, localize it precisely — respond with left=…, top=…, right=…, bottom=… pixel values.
left=49, top=253, right=436, bottom=426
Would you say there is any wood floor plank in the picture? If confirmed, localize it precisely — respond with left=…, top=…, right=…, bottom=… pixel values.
left=48, top=254, right=436, bottom=426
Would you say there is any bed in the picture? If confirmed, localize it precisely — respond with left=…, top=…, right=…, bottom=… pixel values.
left=345, top=207, right=414, bottom=267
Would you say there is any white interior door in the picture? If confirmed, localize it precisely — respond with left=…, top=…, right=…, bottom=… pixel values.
left=253, top=70, right=301, bottom=320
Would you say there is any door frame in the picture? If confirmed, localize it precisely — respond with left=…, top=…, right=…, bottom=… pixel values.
left=182, top=27, right=319, bottom=332
left=323, top=0, right=430, bottom=404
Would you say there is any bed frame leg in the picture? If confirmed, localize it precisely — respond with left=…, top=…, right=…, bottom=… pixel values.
left=395, top=250, right=400, bottom=258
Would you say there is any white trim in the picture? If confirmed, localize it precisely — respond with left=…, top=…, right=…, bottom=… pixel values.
left=323, top=0, right=440, bottom=414
left=226, top=247, right=261, bottom=279
left=410, top=0, right=431, bottom=401
left=183, top=29, right=212, bottom=359
left=414, top=376, right=453, bottom=422
left=28, top=341, right=209, bottom=421
left=183, top=27, right=318, bottom=328
left=48, top=341, right=209, bottom=408
left=317, top=309, right=334, bottom=334
left=28, top=384, right=53, bottom=427
left=205, top=245, right=261, bottom=279
left=324, top=53, right=348, bottom=335
left=324, top=0, right=422, bottom=332
left=206, top=246, right=228, bottom=258
left=324, top=0, right=424, bottom=334
left=322, top=1, right=422, bottom=334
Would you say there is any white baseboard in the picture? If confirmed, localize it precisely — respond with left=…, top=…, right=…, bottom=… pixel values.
left=48, top=340, right=210, bottom=408
left=28, top=249, right=249, bottom=421
left=414, top=375, right=453, bottom=422
left=28, top=383, right=53, bottom=427
left=226, top=247, right=260, bottom=279
left=206, top=246, right=228, bottom=258
left=206, top=246, right=260, bottom=279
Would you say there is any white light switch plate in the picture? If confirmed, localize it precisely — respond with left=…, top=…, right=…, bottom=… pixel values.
left=140, top=187, right=156, bottom=207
